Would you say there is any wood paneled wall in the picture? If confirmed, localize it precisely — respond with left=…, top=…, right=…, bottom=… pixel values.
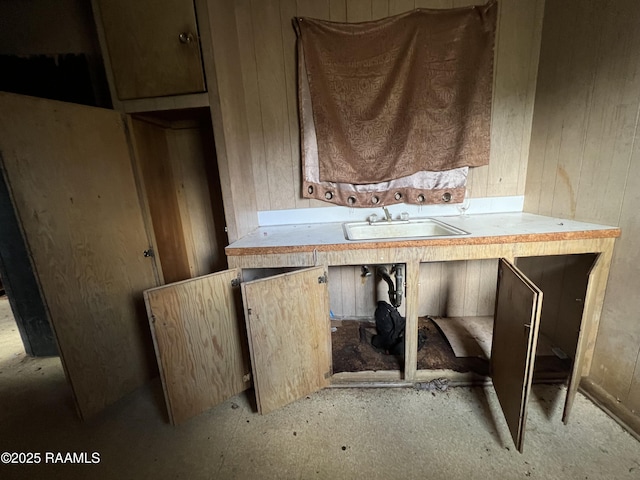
left=232, top=0, right=544, bottom=211
left=524, top=0, right=640, bottom=423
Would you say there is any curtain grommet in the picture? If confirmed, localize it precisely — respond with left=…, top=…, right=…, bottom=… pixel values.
left=307, top=185, right=314, bottom=194
left=442, top=192, right=452, bottom=203
left=417, top=194, right=425, bottom=203
left=371, top=196, right=380, bottom=204
left=347, top=196, right=356, bottom=205
left=324, top=191, right=334, bottom=200
left=394, top=192, right=402, bottom=201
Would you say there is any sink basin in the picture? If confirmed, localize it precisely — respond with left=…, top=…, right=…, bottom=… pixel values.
left=343, top=218, right=469, bottom=241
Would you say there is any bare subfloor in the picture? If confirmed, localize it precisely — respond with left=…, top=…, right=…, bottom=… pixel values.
left=332, top=318, right=571, bottom=380
left=1, top=296, right=639, bottom=479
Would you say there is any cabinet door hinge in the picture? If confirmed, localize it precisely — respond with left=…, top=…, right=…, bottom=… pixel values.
left=247, top=308, right=252, bottom=315
left=231, top=277, right=241, bottom=287
left=318, top=273, right=328, bottom=284
left=143, top=248, right=154, bottom=258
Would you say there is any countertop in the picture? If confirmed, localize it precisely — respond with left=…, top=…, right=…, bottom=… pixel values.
left=225, top=212, right=620, bottom=256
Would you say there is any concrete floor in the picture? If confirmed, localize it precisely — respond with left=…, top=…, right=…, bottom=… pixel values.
left=1, top=296, right=639, bottom=480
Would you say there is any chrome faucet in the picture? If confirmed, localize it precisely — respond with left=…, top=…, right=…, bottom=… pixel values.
left=382, top=207, right=392, bottom=221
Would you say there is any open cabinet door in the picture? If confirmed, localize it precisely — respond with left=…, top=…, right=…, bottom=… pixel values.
left=0, top=92, right=160, bottom=419
left=562, top=252, right=607, bottom=423
left=144, top=269, right=251, bottom=424
left=491, top=259, right=543, bottom=453
left=242, top=267, right=331, bottom=414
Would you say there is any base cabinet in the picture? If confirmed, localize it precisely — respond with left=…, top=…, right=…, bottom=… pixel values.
left=145, top=267, right=331, bottom=422
left=144, top=250, right=608, bottom=453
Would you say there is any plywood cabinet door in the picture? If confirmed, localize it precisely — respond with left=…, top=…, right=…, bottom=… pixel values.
left=0, top=92, right=160, bottom=419
left=95, top=0, right=206, bottom=100
left=242, top=267, right=332, bottom=414
left=144, top=269, right=251, bottom=424
left=491, top=259, right=543, bottom=453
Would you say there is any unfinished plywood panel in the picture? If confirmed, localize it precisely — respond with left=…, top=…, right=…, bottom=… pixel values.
left=0, top=92, right=159, bottom=419
left=167, top=123, right=226, bottom=275
left=242, top=267, right=331, bottom=414
left=132, top=111, right=226, bottom=282
left=144, top=269, right=250, bottom=424
left=491, top=259, right=542, bottom=453
left=132, top=118, right=192, bottom=283
left=94, top=0, right=205, bottom=100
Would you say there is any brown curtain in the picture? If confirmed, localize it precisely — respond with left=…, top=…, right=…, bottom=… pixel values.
left=296, top=1, right=497, bottom=207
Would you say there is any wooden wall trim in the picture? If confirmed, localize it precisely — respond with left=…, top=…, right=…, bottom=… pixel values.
left=580, top=377, right=640, bottom=442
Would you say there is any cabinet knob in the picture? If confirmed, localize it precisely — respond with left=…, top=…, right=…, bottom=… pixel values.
left=178, top=32, right=195, bottom=44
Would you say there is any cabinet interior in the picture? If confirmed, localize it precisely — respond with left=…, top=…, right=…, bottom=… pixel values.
left=130, top=107, right=227, bottom=284
left=328, top=255, right=596, bottom=386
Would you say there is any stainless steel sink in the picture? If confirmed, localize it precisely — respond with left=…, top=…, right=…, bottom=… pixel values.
left=343, top=218, right=469, bottom=241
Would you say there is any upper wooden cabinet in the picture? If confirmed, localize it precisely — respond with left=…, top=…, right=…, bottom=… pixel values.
left=93, top=0, right=206, bottom=101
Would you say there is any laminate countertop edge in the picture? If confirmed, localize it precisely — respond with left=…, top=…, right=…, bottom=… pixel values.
left=225, top=213, right=621, bottom=257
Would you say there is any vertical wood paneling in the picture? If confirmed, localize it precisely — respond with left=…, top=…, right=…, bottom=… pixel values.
left=331, top=260, right=498, bottom=319
left=415, top=0, right=452, bottom=8
left=371, top=0, right=389, bottom=19
left=205, top=0, right=259, bottom=241
left=328, top=0, right=347, bottom=21
left=462, top=259, right=482, bottom=315
left=478, top=259, right=498, bottom=314
left=251, top=0, right=296, bottom=210
left=328, top=266, right=344, bottom=315
left=233, top=0, right=543, bottom=210
left=298, top=0, right=334, bottom=208
left=236, top=0, right=270, bottom=211
left=419, top=262, right=443, bottom=314
left=488, top=0, right=544, bottom=197
left=444, top=261, right=467, bottom=317
left=329, top=265, right=377, bottom=318
left=347, top=0, right=372, bottom=22
left=281, top=0, right=308, bottom=208
left=388, top=0, right=414, bottom=15
left=573, top=0, right=640, bottom=224
left=418, top=260, right=496, bottom=317
left=525, top=0, right=640, bottom=420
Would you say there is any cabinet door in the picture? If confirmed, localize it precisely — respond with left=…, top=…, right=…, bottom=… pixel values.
left=144, top=269, right=250, bottom=424
left=95, top=0, right=206, bottom=100
left=491, top=259, right=543, bottom=453
left=0, top=92, right=160, bottom=419
left=242, top=267, right=332, bottom=414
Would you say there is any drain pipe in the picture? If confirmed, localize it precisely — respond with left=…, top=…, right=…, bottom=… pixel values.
left=394, top=264, right=404, bottom=309
left=376, top=265, right=403, bottom=309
